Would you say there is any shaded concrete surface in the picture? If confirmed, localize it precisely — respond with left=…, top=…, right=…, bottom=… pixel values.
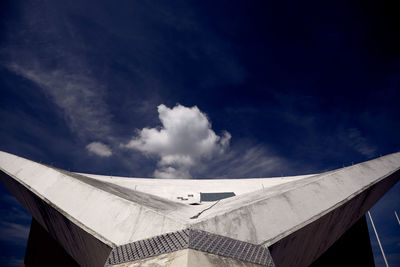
left=24, top=218, right=80, bottom=267
left=268, top=171, right=399, bottom=267
left=310, top=215, right=375, bottom=267
left=0, top=169, right=112, bottom=267
left=110, top=249, right=264, bottom=267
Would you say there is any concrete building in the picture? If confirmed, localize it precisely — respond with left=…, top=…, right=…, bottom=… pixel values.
left=0, top=151, right=399, bottom=266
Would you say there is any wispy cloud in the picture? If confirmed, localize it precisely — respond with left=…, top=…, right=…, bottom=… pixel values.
left=7, top=61, right=112, bottom=142
left=0, top=195, right=31, bottom=246
left=2, top=0, right=114, bottom=156
left=341, top=128, right=376, bottom=158
left=122, top=104, right=231, bottom=178
left=0, top=222, right=30, bottom=244
left=193, top=142, right=289, bottom=178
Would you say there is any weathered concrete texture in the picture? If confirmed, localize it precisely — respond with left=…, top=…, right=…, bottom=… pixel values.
left=187, top=249, right=265, bottom=267
left=111, top=249, right=265, bottom=267
left=268, top=167, right=399, bottom=267
left=79, top=173, right=313, bottom=204
left=0, top=151, right=187, bottom=247
left=0, top=169, right=112, bottom=267
left=1, top=150, right=400, bottom=267
left=114, top=249, right=188, bottom=267
left=190, top=153, right=400, bottom=247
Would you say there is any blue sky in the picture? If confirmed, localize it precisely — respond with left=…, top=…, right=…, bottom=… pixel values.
left=0, top=0, right=399, bottom=266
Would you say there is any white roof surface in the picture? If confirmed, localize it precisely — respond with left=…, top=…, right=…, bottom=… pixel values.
left=1, top=150, right=399, bottom=248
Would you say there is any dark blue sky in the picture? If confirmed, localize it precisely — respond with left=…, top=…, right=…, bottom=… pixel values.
left=0, top=0, right=399, bottom=266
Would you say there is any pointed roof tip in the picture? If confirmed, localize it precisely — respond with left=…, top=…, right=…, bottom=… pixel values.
left=0, top=150, right=189, bottom=246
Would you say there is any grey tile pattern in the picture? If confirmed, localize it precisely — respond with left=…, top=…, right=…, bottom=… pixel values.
left=106, top=230, right=190, bottom=265
left=188, top=229, right=274, bottom=266
left=105, top=229, right=274, bottom=266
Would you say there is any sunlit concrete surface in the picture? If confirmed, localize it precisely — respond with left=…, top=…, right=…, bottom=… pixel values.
left=0, top=151, right=399, bottom=266
left=111, top=249, right=265, bottom=267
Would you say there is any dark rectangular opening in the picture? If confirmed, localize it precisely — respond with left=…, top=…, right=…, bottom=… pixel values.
left=200, top=192, right=236, bottom=202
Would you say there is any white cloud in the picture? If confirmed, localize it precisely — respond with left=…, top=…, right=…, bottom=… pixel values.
left=86, top=142, right=112, bottom=157
left=123, top=104, right=231, bottom=178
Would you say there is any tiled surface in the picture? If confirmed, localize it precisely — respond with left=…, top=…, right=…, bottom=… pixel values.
left=105, top=229, right=274, bottom=266
left=188, top=229, right=273, bottom=266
